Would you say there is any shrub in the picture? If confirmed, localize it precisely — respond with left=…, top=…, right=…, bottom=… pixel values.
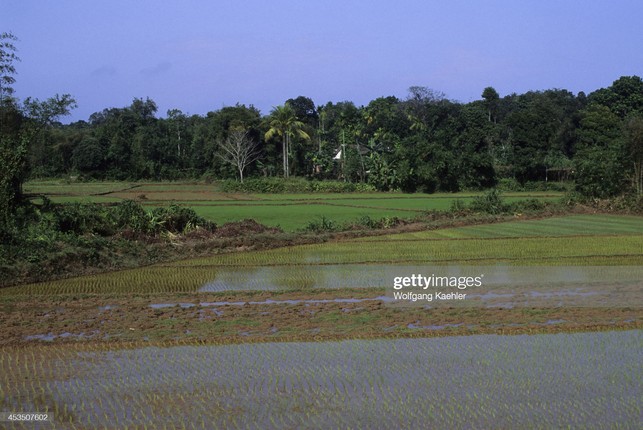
left=151, top=204, right=215, bottom=233
left=219, top=178, right=376, bottom=193
left=304, top=216, right=337, bottom=232
left=449, top=199, right=469, bottom=215
left=379, top=216, right=401, bottom=229
left=496, top=178, right=572, bottom=192
left=355, top=215, right=378, bottom=229
left=113, top=200, right=151, bottom=233
left=511, top=198, right=546, bottom=212
left=52, top=203, right=114, bottom=235
left=496, top=178, right=523, bottom=191
left=469, top=189, right=509, bottom=215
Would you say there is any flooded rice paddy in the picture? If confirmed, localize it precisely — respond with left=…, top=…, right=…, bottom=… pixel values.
left=199, top=264, right=642, bottom=308
left=1, top=330, right=640, bottom=429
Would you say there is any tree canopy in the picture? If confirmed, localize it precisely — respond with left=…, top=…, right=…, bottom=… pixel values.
left=1, top=32, right=641, bottom=199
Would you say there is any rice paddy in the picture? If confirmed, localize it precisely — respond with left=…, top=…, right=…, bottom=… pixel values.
left=23, top=180, right=563, bottom=231
left=4, top=214, right=642, bottom=297
left=1, top=331, right=640, bottom=429
left=6, top=182, right=643, bottom=428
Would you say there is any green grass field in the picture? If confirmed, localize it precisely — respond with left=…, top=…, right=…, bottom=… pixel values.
left=24, top=180, right=563, bottom=231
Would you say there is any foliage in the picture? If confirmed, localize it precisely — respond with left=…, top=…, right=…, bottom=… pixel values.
left=151, top=204, right=215, bottom=233
left=574, top=145, right=627, bottom=198
left=0, top=32, right=19, bottom=101
left=304, top=215, right=337, bottom=232
left=0, top=34, right=78, bottom=239
left=624, top=115, right=643, bottom=195
left=264, top=105, right=310, bottom=178
left=0, top=135, right=27, bottom=237
left=469, top=189, right=510, bottom=214
left=113, top=199, right=154, bottom=233
left=2, top=37, right=642, bottom=200
left=449, top=199, right=469, bottom=215
left=497, top=178, right=572, bottom=192
left=51, top=202, right=114, bottom=235
left=219, top=177, right=376, bottom=193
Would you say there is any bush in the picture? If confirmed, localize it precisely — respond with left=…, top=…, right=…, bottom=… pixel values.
left=449, top=199, right=469, bottom=215
left=113, top=200, right=151, bottom=233
left=469, top=189, right=509, bottom=215
left=52, top=203, right=115, bottom=236
left=304, top=216, right=337, bottom=232
left=510, top=198, right=546, bottom=212
left=151, top=204, right=215, bottom=233
left=574, top=146, right=628, bottom=198
left=496, top=178, right=523, bottom=192
left=219, top=178, right=376, bottom=193
left=497, top=178, right=572, bottom=192
left=355, top=215, right=378, bottom=229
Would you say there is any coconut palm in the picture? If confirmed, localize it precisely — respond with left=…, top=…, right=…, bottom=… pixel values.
left=265, top=105, right=310, bottom=178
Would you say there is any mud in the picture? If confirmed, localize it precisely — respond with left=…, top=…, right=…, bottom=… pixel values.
left=1, top=290, right=640, bottom=347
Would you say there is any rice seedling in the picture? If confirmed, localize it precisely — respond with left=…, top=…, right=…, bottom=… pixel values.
left=3, top=215, right=640, bottom=297
left=24, top=179, right=563, bottom=231
left=5, top=331, right=635, bottom=428
left=355, top=214, right=643, bottom=241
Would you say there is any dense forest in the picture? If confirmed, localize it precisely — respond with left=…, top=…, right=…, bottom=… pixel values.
left=2, top=79, right=642, bottom=196
left=1, top=31, right=642, bottom=201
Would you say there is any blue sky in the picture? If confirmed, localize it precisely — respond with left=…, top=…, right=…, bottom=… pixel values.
left=3, top=0, right=642, bottom=122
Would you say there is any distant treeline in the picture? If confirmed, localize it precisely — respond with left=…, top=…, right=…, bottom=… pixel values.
left=2, top=76, right=643, bottom=197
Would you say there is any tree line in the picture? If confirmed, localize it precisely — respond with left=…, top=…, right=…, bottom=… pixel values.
left=2, top=32, right=642, bottom=201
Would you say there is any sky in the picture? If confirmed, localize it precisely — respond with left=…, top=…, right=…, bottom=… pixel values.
left=3, top=0, right=642, bottom=122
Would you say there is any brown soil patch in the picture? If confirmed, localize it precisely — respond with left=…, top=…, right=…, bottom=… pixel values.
left=1, top=290, right=640, bottom=347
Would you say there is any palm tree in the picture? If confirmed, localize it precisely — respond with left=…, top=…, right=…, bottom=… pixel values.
left=265, top=105, right=310, bottom=178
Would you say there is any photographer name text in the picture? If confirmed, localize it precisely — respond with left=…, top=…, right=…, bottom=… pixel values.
left=392, top=274, right=484, bottom=302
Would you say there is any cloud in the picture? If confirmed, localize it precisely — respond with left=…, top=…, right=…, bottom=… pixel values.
left=141, top=61, right=172, bottom=77
left=91, top=65, right=117, bottom=77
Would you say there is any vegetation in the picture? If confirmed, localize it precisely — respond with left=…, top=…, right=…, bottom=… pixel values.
left=2, top=29, right=642, bottom=430
left=0, top=199, right=218, bottom=286
left=1, top=33, right=641, bottom=282
left=3, top=33, right=643, bottom=206
left=6, top=213, right=641, bottom=295
left=0, top=332, right=640, bottom=428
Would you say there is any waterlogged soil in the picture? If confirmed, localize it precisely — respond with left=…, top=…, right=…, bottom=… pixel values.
left=1, top=289, right=640, bottom=346
left=1, top=331, right=640, bottom=429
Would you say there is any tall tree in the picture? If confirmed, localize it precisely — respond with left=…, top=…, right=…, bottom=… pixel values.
left=215, top=128, right=261, bottom=183
left=481, top=87, right=500, bottom=123
left=0, top=32, right=20, bottom=139
left=167, top=109, right=187, bottom=159
left=589, top=76, right=643, bottom=119
left=286, top=96, right=318, bottom=128
left=624, top=115, right=643, bottom=195
left=0, top=34, right=76, bottom=235
left=574, top=104, right=626, bottom=198
left=265, top=105, right=310, bottom=178
left=0, top=32, right=19, bottom=101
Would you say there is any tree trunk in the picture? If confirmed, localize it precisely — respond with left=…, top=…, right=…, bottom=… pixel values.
left=635, top=161, right=642, bottom=195
left=282, top=135, right=287, bottom=178
left=285, top=134, right=290, bottom=179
